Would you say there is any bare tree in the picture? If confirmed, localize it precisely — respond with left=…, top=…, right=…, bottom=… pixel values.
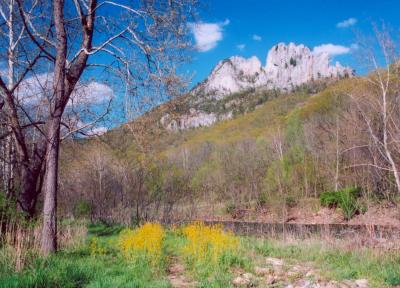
left=346, top=25, right=400, bottom=195
left=7, top=0, right=196, bottom=254
left=0, top=0, right=48, bottom=217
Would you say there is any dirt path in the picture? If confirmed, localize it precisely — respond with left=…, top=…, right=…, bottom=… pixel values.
left=167, top=257, right=197, bottom=288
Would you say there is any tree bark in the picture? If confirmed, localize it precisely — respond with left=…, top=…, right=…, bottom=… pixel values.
left=17, top=164, right=40, bottom=216
left=41, top=0, right=67, bottom=254
left=41, top=118, right=61, bottom=254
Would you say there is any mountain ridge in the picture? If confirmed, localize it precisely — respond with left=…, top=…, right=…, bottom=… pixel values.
left=162, top=42, right=354, bottom=131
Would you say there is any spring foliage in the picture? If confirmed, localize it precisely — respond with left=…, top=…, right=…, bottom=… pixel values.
left=320, top=187, right=361, bottom=220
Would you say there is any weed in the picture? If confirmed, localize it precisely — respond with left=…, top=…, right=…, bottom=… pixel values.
left=118, top=223, right=165, bottom=266
left=320, top=187, right=361, bottom=220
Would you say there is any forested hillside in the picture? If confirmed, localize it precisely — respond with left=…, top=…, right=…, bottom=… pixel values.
left=59, top=73, right=400, bottom=225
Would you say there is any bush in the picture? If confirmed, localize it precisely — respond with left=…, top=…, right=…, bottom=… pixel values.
left=117, top=223, right=165, bottom=265
left=0, top=194, right=26, bottom=222
left=181, top=222, right=238, bottom=265
left=320, top=187, right=361, bottom=220
left=257, top=192, right=268, bottom=206
left=73, top=200, right=92, bottom=219
left=285, top=196, right=297, bottom=208
left=225, top=202, right=236, bottom=215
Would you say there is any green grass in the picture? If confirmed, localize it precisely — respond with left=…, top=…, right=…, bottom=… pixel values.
left=250, top=237, right=400, bottom=288
left=1, top=223, right=399, bottom=288
left=0, top=223, right=171, bottom=288
left=0, top=250, right=171, bottom=288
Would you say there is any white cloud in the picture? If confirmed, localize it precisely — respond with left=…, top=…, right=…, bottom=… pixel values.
left=16, top=73, right=114, bottom=106
left=236, top=44, right=246, bottom=51
left=252, top=34, right=262, bottom=41
left=71, top=82, right=114, bottom=106
left=312, top=44, right=351, bottom=56
left=337, top=18, right=357, bottom=28
left=89, top=126, right=108, bottom=136
left=189, top=19, right=229, bottom=52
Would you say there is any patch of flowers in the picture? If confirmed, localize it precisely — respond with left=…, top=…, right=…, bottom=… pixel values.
left=181, top=222, right=239, bottom=264
left=117, top=223, right=165, bottom=264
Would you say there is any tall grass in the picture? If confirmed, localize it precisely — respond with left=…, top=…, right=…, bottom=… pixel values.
left=0, top=222, right=171, bottom=288
left=0, top=219, right=87, bottom=273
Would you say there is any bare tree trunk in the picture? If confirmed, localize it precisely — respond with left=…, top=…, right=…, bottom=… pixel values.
left=17, top=165, right=39, bottom=216
left=5, top=0, right=15, bottom=197
left=41, top=119, right=61, bottom=254
left=334, top=115, right=340, bottom=191
left=41, top=0, right=66, bottom=254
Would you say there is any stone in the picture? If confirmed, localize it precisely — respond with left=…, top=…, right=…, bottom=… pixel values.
left=161, top=110, right=217, bottom=130
left=339, top=280, right=355, bottom=288
left=232, top=276, right=250, bottom=286
left=288, top=270, right=302, bottom=278
left=265, top=275, right=276, bottom=285
left=355, top=279, right=368, bottom=288
left=265, top=257, right=284, bottom=266
left=306, top=270, right=316, bottom=277
left=243, top=272, right=254, bottom=280
left=254, top=266, right=271, bottom=276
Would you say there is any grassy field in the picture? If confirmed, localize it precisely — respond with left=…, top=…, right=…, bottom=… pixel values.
left=1, top=221, right=399, bottom=288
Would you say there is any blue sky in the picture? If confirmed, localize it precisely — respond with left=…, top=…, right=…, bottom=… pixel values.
left=186, top=0, right=400, bottom=86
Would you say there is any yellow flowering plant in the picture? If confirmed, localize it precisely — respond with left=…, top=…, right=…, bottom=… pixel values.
left=118, top=223, right=165, bottom=265
left=181, top=222, right=238, bottom=265
left=89, top=237, right=107, bottom=256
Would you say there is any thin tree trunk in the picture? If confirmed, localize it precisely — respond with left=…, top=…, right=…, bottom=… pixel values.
left=334, top=115, right=340, bottom=191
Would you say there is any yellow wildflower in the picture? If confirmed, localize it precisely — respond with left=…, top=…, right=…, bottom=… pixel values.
left=118, top=223, right=165, bottom=263
left=181, top=222, right=238, bottom=264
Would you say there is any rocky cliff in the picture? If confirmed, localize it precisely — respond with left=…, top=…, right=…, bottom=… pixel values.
left=162, top=42, right=354, bottom=130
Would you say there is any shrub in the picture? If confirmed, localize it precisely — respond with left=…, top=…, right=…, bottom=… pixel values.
left=0, top=194, right=26, bottom=222
left=320, top=187, right=361, bottom=220
left=285, top=196, right=297, bottom=208
left=257, top=192, right=268, bottom=206
left=73, top=200, right=92, bottom=219
left=181, top=222, right=238, bottom=265
left=117, top=223, right=165, bottom=264
left=225, top=202, right=236, bottom=215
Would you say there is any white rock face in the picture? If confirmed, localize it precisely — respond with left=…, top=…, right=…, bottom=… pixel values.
left=195, top=56, right=263, bottom=100
left=161, top=108, right=217, bottom=130
left=162, top=42, right=354, bottom=131
left=264, top=43, right=352, bottom=90
left=193, top=42, right=353, bottom=99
